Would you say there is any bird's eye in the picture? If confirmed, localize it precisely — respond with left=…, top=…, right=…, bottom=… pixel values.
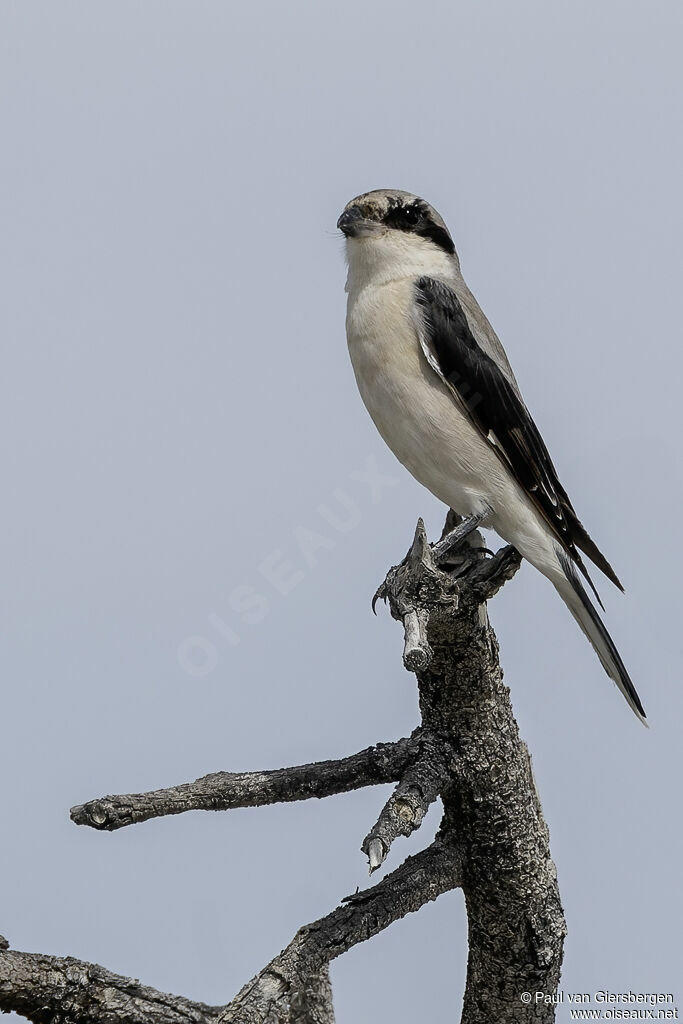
left=404, top=207, right=420, bottom=225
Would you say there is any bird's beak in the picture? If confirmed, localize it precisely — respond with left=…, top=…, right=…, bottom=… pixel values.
left=337, top=206, right=380, bottom=238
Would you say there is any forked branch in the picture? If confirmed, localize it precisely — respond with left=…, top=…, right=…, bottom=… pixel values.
left=216, top=839, right=461, bottom=1024
left=3, top=513, right=565, bottom=1024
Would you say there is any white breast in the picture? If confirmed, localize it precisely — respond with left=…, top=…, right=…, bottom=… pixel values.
left=346, top=277, right=506, bottom=519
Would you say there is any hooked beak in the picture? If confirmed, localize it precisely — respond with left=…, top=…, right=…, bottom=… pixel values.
left=337, top=206, right=380, bottom=238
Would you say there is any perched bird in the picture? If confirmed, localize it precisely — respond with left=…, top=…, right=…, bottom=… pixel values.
left=338, top=188, right=645, bottom=723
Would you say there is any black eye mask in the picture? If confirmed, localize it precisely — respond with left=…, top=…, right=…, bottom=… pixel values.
left=382, top=201, right=455, bottom=255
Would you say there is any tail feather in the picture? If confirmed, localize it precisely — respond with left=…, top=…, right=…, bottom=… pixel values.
left=555, top=549, right=646, bottom=725
left=570, top=519, right=625, bottom=593
left=556, top=489, right=625, bottom=592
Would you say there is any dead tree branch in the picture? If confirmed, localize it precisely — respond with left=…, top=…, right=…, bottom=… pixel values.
left=361, top=734, right=447, bottom=872
left=0, top=947, right=221, bottom=1024
left=3, top=512, right=566, bottom=1023
left=70, top=737, right=418, bottom=832
left=216, top=839, right=461, bottom=1024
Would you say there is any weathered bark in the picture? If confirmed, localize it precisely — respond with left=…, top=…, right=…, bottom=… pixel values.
left=370, top=515, right=565, bottom=1021
left=361, top=731, right=447, bottom=871
left=0, top=948, right=220, bottom=1024
left=1, top=513, right=566, bottom=1023
left=70, top=737, right=418, bottom=832
left=419, top=520, right=565, bottom=1021
left=215, top=841, right=461, bottom=1024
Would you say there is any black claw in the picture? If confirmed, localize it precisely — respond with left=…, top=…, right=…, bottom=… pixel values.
left=372, top=587, right=387, bottom=614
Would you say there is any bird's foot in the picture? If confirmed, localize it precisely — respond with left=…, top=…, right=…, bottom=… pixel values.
left=372, top=516, right=522, bottom=671
left=431, top=511, right=487, bottom=564
left=372, top=512, right=485, bottom=613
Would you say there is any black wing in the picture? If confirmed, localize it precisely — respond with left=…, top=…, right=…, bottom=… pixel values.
left=414, top=276, right=623, bottom=594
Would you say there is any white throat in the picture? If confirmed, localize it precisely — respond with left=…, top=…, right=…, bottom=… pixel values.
left=344, top=230, right=458, bottom=297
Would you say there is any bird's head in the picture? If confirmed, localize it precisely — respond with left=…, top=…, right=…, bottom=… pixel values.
left=337, top=189, right=457, bottom=286
left=338, top=189, right=454, bottom=254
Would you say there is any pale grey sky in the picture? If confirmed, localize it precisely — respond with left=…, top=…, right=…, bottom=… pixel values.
left=1, top=2, right=681, bottom=1019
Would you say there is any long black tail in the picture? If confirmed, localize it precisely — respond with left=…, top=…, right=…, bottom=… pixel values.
left=555, top=549, right=646, bottom=724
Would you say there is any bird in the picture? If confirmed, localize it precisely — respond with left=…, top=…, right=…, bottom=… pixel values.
left=337, top=188, right=645, bottom=723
